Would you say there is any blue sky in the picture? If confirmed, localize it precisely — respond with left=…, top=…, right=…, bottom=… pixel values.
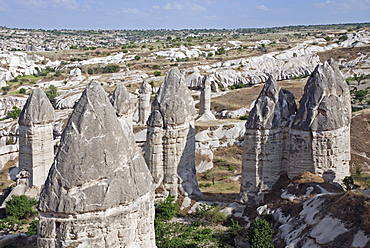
left=0, top=0, right=369, bottom=30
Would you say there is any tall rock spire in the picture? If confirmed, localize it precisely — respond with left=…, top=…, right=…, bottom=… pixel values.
left=138, top=80, right=152, bottom=125
left=146, top=68, right=202, bottom=198
left=38, top=82, right=155, bottom=247
left=18, top=87, right=54, bottom=188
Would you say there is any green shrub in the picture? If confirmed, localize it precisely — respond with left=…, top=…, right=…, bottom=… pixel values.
left=154, top=71, right=162, bottom=76
left=26, top=219, right=38, bottom=235
left=156, top=196, right=179, bottom=221
left=343, top=176, right=360, bottom=191
left=246, top=219, right=273, bottom=248
left=194, top=204, right=227, bottom=224
left=134, top=55, right=141, bottom=60
left=7, top=106, right=22, bottom=119
left=19, top=88, right=26, bottom=94
left=45, top=85, right=59, bottom=104
left=2, top=86, right=11, bottom=95
left=239, top=115, right=249, bottom=120
left=5, top=195, right=38, bottom=219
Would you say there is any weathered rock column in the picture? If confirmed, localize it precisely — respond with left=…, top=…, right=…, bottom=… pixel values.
left=38, top=82, right=155, bottom=248
left=110, top=83, right=135, bottom=129
left=238, top=77, right=296, bottom=204
left=138, top=80, right=152, bottom=125
left=197, top=75, right=216, bottom=122
left=146, top=68, right=202, bottom=198
left=290, top=59, right=351, bottom=182
left=18, top=88, right=54, bottom=189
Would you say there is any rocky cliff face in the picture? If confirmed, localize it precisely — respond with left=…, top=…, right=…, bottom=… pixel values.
left=239, top=60, right=351, bottom=204
left=146, top=68, right=202, bottom=198
left=18, top=88, right=54, bottom=188
left=38, top=82, right=155, bottom=248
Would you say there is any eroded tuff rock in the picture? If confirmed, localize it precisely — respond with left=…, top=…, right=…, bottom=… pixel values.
left=238, top=77, right=297, bottom=204
left=289, top=59, right=351, bottom=180
left=18, top=88, right=54, bottom=188
left=197, top=75, right=216, bottom=122
left=138, top=80, right=152, bottom=125
left=110, top=83, right=136, bottom=128
left=239, top=60, right=351, bottom=204
left=38, top=82, right=155, bottom=248
left=146, top=68, right=202, bottom=198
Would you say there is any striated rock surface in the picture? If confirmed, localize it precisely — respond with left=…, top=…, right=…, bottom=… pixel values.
left=138, top=80, right=152, bottom=125
left=110, top=83, right=136, bottom=128
left=238, top=77, right=297, bottom=204
left=38, top=82, right=155, bottom=247
left=197, top=75, right=216, bottom=122
left=18, top=88, right=54, bottom=188
left=146, top=68, right=202, bottom=198
left=238, top=60, right=351, bottom=204
left=289, top=59, right=351, bottom=181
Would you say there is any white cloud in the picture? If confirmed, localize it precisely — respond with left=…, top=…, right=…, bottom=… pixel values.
left=17, top=0, right=48, bottom=8
left=52, top=0, right=79, bottom=9
left=122, top=8, right=145, bottom=15
left=313, top=0, right=370, bottom=11
left=256, top=4, right=269, bottom=12
left=153, top=1, right=207, bottom=12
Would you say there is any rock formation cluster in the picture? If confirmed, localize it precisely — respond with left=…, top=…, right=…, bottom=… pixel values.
left=239, top=59, right=351, bottom=204
left=145, top=67, right=202, bottom=198
left=38, top=82, right=155, bottom=247
left=18, top=88, right=54, bottom=189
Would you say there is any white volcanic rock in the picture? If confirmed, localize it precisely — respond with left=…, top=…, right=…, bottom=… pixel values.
left=18, top=88, right=54, bottom=188
left=138, top=80, right=152, bottom=125
left=38, top=82, right=155, bottom=248
left=110, top=83, right=136, bottom=128
left=146, top=68, right=202, bottom=198
left=238, top=60, right=351, bottom=204
left=197, top=75, right=216, bottom=122
left=69, top=67, right=81, bottom=77
left=0, top=95, right=28, bottom=118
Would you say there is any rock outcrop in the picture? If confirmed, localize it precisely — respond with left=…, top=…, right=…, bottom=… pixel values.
left=238, top=59, right=351, bottom=204
left=289, top=58, right=351, bottom=180
left=197, top=75, right=216, bottom=122
left=145, top=68, right=202, bottom=198
left=18, top=88, right=54, bottom=188
left=110, top=83, right=136, bottom=128
left=38, top=82, right=155, bottom=247
left=238, top=77, right=297, bottom=204
left=138, top=80, right=152, bottom=125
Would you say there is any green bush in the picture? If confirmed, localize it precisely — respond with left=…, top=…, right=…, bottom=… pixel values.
left=2, top=86, right=11, bottom=95
left=26, top=219, right=38, bottom=235
left=239, top=115, right=248, bottom=120
left=154, top=71, right=162, bottom=76
left=156, top=196, right=179, bottom=221
left=19, top=88, right=26, bottom=94
left=7, top=106, right=22, bottom=119
left=194, top=204, right=227, bottom=224
left=246, top=219, right=273, bottom=248
left=343, top=176, right=360, bottom=191
left=134, top=55, right=141, bottom=60
left=5, top=195, right=38, bottom=219
left=45, top=85, right=59, bottom=104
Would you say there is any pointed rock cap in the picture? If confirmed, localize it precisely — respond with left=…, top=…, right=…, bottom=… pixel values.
left=151, top=67, right=196, bottom=127
left=139, top=80, right=152, bottom=95
left=19, top=87, right=54, bottom=126
left=246, top=76, right=281, bottom=129
left=246, top=76, right=297, bottom=129
left=292, top=59, right=351, bottom=131
left=39, top=82, right=152, bottom=214
left=110, top=83, right=135, bottom=117
left=147, top=110, right=163, bottom=127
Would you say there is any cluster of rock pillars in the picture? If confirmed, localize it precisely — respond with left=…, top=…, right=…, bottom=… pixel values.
left=8, top=59, right=350, bottom=247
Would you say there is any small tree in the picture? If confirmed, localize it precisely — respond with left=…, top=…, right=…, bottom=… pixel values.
left=156, top=196, right=179, bottom=220
left=45, top=85, right=59, bottom=105
left=153, top=71, right=162, bottom=77
left=7, top=106, right=22, bottom=119
left=343, top=176, right=360, bottom=191
left=134, top=55, right=141, bottom=61
left=5, top=195, right=38, bottom=219
left=246, top=219, right=273, bottom=248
